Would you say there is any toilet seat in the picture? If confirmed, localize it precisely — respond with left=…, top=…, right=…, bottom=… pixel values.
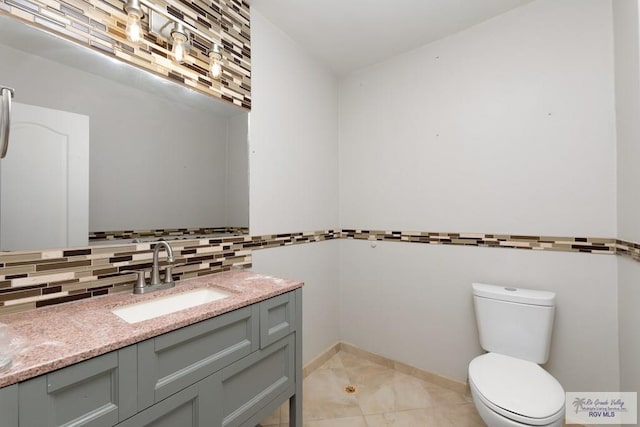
left=468, top=353, right=565, bottom=425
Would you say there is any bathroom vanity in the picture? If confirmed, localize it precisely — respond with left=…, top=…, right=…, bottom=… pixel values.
left=0, top=270, right=302, bottom=427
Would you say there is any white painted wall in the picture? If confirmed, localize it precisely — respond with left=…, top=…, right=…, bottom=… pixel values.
left=248, top=8, right=341, bottom=363
left=613, top=0, right=640, bottom=398
left=614, top=0, right=640, bottom=244
left=338, top=0, right=620, bottom=393
left=249, top=9, right=339, bottom=236
left=0, top=42, right=248, bottom=232
left=340, top=239, right=619, bottom=391
left=252, top=241, right=341, bottom=365
left=339, top=0, right=616, bottom=237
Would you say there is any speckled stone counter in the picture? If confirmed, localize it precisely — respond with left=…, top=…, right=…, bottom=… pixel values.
left=0, top=270, right=303, bottom=388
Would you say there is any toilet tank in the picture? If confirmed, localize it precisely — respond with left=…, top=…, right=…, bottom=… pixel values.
left=472, top=283, right=556, bottom=364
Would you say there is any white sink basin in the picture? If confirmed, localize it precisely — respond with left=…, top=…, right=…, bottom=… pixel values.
left=112, top=288, right=231, bottom=324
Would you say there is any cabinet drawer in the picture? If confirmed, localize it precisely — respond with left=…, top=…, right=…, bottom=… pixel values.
left=260, top=292, right=295, bottom=348
left=138, top=305, right=258, bottom=409
left=116, top=376, right=216, bottom=427
left=18, top=347, right=137, bottom=427
left=219, top=334, right=295, bottom=427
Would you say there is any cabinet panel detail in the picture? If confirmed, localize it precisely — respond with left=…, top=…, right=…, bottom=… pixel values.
left=220, top=334, right=295, bottom=427
left=116, top=375, right=217, bottom=427
left=260, top=292, right=295, bottom=348
left=0, top=384, right=18, bottom=427
left=138, top=305, right=258, bottom=409
left=18, top=349, right=133, bottom=427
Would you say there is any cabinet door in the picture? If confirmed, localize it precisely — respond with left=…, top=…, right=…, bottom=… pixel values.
left=260, top=291, right=295, bottom=348
left=18, top=346, right=137, bottom=427
left=0, top=384, right=18, bottom=427
left=116, top=375, right=217, bottom=427
left=138, top=305, right=258, bottom=409
left=218, top=334, right=295, bottom=427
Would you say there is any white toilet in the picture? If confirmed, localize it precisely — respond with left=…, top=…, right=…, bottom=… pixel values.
left=468, top=283, right=565, bottom=427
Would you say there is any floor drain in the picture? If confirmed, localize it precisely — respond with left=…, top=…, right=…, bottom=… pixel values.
left=344, top=385, right=357, bottom=394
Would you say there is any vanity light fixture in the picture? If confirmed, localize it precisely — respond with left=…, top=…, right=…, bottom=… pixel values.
left=124, top=0, right=144, bottom=43
left=122, top=0, right=224, bottom=81
left=209, top=42, right=222, bottom=80
left=170, top=23, right=188, bottom=63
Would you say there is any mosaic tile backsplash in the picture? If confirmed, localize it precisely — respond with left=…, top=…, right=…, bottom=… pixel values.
left=0, top=0, right=251, bottom=109
left=0, top=228, right=636, bottom=315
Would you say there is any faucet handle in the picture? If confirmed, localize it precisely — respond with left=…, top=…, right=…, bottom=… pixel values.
left=121, top=269, right=147, bottom=293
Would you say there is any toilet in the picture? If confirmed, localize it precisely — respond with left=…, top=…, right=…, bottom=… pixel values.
left=468, top=283, right=565, bottom=427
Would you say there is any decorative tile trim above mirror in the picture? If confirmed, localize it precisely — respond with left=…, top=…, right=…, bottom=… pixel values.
left=0, top=0, right=251, bottom=109
left=0, top=229, right=636, bottom=316
left=89, top=226, right=249, bottom=242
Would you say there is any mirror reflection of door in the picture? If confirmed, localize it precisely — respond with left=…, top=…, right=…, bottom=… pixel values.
left=0, top=102, right=89, bottom=251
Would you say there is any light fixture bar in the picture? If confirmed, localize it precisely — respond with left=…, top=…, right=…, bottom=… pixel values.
left=136, top=0, right=219, bottom=47
left=123, top=0, right=223, bottom=80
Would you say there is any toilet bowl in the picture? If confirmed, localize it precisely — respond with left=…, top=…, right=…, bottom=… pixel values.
left=469, top=353, right=565, bottom=427
left=469, top=283, right=565, bottom=427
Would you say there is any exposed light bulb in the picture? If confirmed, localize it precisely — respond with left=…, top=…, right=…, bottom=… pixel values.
left=171, top=24, right=188, bottom=63
left=123, top=0, right=143, bottom=43
left=210, top=60, right=222, bottom=79
left=209, top=43, right=223, bottom=80
left=172, top=37, right=186, bottom=62
left=126, top=13, right=142, bottom=42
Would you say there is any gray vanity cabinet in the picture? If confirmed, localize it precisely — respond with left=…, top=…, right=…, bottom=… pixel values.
left=2, top=288, right=302, bottom=427
left=132, top=290, right=300, bottom=427
left=17, top=346, right=138, bottom=427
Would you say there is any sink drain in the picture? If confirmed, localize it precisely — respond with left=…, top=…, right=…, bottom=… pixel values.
left=344, top=385, right=357, bottom=394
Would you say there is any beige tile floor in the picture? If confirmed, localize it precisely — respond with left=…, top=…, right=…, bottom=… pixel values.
left=259, top=350, right=486, bottom=427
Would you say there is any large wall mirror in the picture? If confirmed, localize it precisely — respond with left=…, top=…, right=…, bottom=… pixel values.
left=0, top=15, right=249, bottom=252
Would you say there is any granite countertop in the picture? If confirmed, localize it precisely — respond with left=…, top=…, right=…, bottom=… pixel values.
left=0, top=269, right=303, bottom=388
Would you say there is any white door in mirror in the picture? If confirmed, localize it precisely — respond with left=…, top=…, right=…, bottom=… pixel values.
left=111, top=288, right=231, bottom=324
left=1, top=102, right=89, bottom=250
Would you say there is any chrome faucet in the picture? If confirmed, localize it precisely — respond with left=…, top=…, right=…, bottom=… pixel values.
left=150, top=240, right=174, bottom=286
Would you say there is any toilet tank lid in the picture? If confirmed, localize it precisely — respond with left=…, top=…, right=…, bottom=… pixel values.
left=472, top=283, right=556, bottom=306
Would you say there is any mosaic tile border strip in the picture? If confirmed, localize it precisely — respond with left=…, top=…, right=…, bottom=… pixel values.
left=0, top=229, right=637, bottom=315
left=616, top=239, right=640, bottom=262
left=0, top=0, right=251, bottom=109
left=243, top=230, right=340, bottom=249
left=89, top=226, right=249, bottom=241
left=340, top=229, right=618, bottom=255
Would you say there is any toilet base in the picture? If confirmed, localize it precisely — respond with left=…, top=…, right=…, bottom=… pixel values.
left=470, top=383, right=564, bottom=427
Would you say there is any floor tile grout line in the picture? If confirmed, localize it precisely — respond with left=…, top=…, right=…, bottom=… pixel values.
left=260, top=349, right=486, bottom=426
